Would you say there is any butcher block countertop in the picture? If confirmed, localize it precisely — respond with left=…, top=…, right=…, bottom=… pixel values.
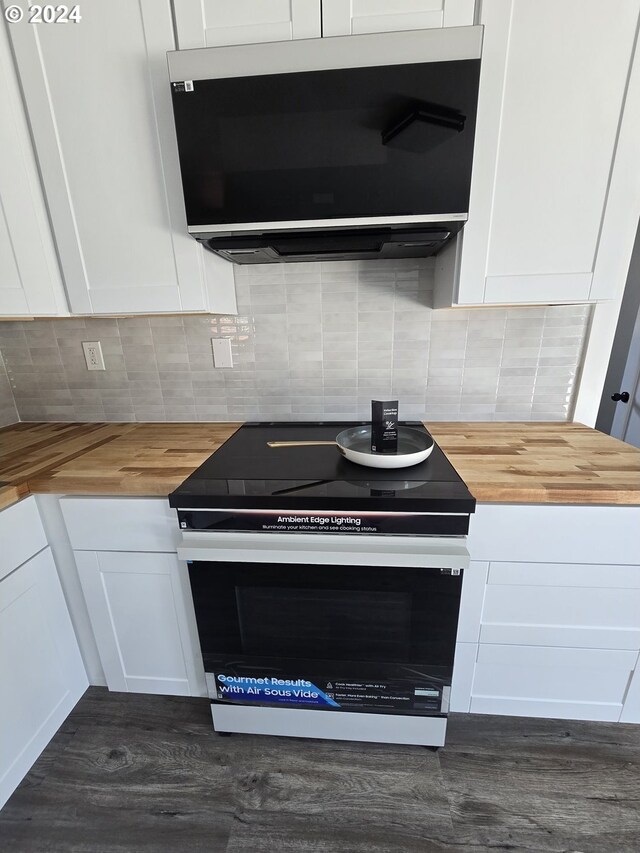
left=0, top=421, right=639, bottom=511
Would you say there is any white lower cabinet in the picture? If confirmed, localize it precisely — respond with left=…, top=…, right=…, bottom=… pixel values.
left=471, top=645, right=637, bottom=722
left=453, top=555, right=640, bottom=722
left=451, top=506, right=640, bottom=722
left=74, top=550, right=205, bottom=697
left=54, top=496, right=640, bottom=727
left=0, top=547, right=88, bottom=809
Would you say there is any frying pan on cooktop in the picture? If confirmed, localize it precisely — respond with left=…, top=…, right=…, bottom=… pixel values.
left=267, top=425, right=434, bottom=469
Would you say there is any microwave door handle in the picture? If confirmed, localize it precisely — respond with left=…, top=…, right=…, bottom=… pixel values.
left=382, top=104, right=466, bottom=146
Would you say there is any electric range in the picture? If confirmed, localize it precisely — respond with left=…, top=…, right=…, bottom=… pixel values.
left=169, top=420, right=475, bottom=535
left=169, top=421, right=475, bottom=747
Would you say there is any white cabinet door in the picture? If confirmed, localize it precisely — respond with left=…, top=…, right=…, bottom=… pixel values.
left=74, top=551, right=205, bottom=697
left=322, top=0, right=475, bottom=36
left=5, top=0, right=235, bottom=315
left=174, top=0, right=322, bottom=49
left=471, top=644, right=636, bottom=722
left=0, top=548, right=88, bottom=809
left=436, top=0, right=640, bottom=306
left=0, top=21, right=67, bottom=317
left=481, top=566, right=640, bottom=650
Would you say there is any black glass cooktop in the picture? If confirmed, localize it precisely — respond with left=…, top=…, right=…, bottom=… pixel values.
left=169, top=422, right=475, bottom=513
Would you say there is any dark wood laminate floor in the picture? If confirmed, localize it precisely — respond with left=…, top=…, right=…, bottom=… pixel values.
left=1, top=689, right=639, bottom=853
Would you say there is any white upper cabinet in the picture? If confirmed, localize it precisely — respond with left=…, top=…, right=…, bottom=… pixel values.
left=5, top=0, right=236, bottom=315
left=322, top=0, right=475, bottom=36
left=0, top=21, right=67, bottom=317
left=436, top=0, right=640, bottom=306
left=173, top=0, right=322, bottom=49
left=172, top=0, right=472, bottom=49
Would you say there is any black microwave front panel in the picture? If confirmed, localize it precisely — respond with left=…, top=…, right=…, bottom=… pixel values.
left=170, top=59, right=480, bottom=226
left=187, top=560, right=462, bottom=714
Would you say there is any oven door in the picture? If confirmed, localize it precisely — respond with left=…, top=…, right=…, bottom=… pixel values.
left=180, top=533, right=468, bottom=718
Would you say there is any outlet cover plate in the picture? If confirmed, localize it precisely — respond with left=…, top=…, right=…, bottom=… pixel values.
left=211, top=338, right=233, bottom=368
left=82, top=341, right=106, bottom=371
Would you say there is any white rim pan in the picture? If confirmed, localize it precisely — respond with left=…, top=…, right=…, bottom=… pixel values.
left=267, top=425, right=434, bottom=469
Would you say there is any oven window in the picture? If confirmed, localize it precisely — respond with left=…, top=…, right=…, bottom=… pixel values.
left=188, top=560, right=462, bottom=668
left=237, top=587, right=411, bottom=660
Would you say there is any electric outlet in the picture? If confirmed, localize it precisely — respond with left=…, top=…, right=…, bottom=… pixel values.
left=82, top=341, right=106, bottom=371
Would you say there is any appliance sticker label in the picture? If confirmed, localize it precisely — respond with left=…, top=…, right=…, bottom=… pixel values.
left=172, top=80, right=194, bottom=93
left=214, top=674, right=340, bottom=708
left=211, top=673, right=444, bottom=713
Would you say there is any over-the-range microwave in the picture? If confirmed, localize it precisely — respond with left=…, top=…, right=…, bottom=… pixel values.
left=167, top=27, right=482, bottom=264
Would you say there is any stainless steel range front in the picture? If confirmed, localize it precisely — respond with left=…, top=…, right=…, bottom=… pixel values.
left=169, top=422, right=475, bottom=747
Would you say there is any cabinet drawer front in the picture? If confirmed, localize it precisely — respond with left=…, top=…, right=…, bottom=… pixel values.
left=471, top=644, right=636, bottom=722
left=469, top=505, right=640, bottom=565
left=61, top=497, right=178, bottom=552
left=0, top=497, right=47, bottom=581
left=480, top=622, right=640, bottom=651
left=488, top=561, right=640, bottom=588
left=481, top=582, right=640, bottom=650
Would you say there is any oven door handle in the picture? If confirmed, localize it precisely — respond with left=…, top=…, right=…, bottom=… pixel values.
left=177, top=531, right=469, bottom=570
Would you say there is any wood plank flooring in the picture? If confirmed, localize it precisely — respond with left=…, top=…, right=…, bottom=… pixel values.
left=1, top=689, right=639, bottom=852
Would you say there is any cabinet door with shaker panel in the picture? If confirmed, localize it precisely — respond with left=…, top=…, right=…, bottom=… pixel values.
left=0, top=21, right=67, bottom=317
left=322, top=0, right=475, bottom=36
left=60, top=496, right=205, bottom=698
left=435, top=0, right=640, bottom=306
left=0, top=496, right=88, bottom=809
left=74, top=550, right=205, bottom=697
left=174, top=0, right=473, bottom=49
left=4, top=0, right=236, bottom=316
left=173, top=0, right=322, bottom=49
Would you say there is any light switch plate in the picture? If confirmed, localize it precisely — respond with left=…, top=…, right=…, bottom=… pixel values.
left=211, top=338, right=233, bottom=368
left=82, top=341, right=105, bottom=371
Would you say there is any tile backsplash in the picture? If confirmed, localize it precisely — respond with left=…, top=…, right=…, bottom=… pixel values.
left=0, top=259, right=591, bottom=424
